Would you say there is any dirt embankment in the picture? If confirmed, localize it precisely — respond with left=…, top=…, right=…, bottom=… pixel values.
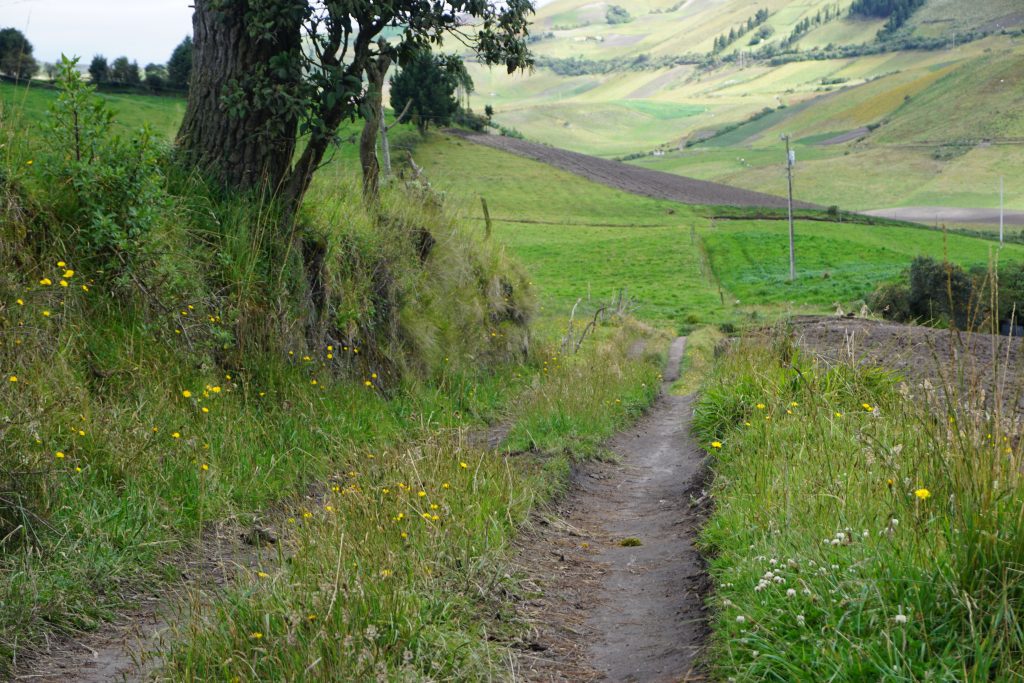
left=450, top=130, right=819, bottom=210
left=788, top=316, right=1024, bottom=414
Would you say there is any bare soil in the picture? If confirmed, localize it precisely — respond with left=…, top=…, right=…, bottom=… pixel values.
left=788, top=316, right=1024, bottom=414
left=861, top=206, right=1024, bottom=226
left=450, top=130, right=818, bottom=210
left=511, top=337, right=711, bottom=682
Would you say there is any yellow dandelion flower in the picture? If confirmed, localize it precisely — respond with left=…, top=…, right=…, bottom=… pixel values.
left=307, top=614, right=317, bottom=621
left=442, top=482, right=450, bottom=489
left=862, top=403, right=873, bottom=411
left=39, top=278, right=52, bottom=286
left=400, top=532, right=408, bottom=539
left=431, top=514, right=440, bottom=521
left=459, top=462, right=468, bottom=469
left=756, top=403, right=766, bottom=410
left=711, top=441, right=722, bottom=449
left=64, top=270, right=74, bottom=278
left=364, top=380, right=372, bottom=387
left=418, top=490, right=426, bottom=497
left=371, top=372, right=378, bottom=379
left=914, top=488, right=931, bottom=500
left=201, top=407, right=209, bottom=413
left=42, top=310, right=50, bottom=317
left=16, top=298, right=23, bottom=305
left=172, top=432, right=181, bottom=439
left=380, top=569, right=392, bottom=577
left=326, top=353, right=333, bottom=359
left=81, top=284, right=89, bottom=292
left=325, top=505, right=334, bottom=512
left=201, top=463, right=209, bottom=471
left=302, top=511, right=313, bottom=518
left=8, top=375, right=17, bottom=383
left=790, top=401, right=799, bottom=407
left=57, top=261, right=65, bottom=267
left=257, top=571, right=269, bottom=578
left=55, top=451, right=65, bottom=459
left=250, top=632, right=263, bottom=639
left=182, top=390, right=192, bottom=398
left=59, top=280, right=68, bottom=287
left=311, top=379, right=318, bottom=386
left=211, top=386, right=221, bottom=393
left=78, top=430, right=85, bottom=436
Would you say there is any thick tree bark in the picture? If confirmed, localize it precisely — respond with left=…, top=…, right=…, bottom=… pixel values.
left=359, top=54, right=392, bottom=202
left=176, top=0, right=304, bottom=192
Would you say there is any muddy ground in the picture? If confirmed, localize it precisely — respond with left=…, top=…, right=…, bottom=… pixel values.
left=450, top=131, right=818, bottom=211
left=511, top=338, right=711, bottom=682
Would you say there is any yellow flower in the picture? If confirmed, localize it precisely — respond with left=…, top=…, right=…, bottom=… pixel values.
left=710, top=441, right=722, bottom=449
left=835, top=412, right=843, bottom=418
left=326, top=353, right=333, bottom=359
left=63, top=270, right=74, bottom=278
left=418, top=490, right=426, bottom=497
left=211, top=386, right=221, bottom=393
left=442, top=482, right=450, bottom=489
left=307, top=614, right=317, bottom=621
left=257, top=571, right=270, bottom=578
left=459, top=462, right=468, bottom=469
left=26, top=159, right=33, bottom=166
left=172, top=432, right=181, bottom=439
left=8, top=375, right=17, bottom=383
left=201, top=407, right=209, bottom=413
left=250, top=632, right=263, bottom=640
left=364, top=380, right=372, bottom=387
left=182, top=390, right=192, bottom=398
left=311, top=379, right=318, bottom=386
left=78, top=430, right=85, bottom=436
left=55, top=451, right=65, bottom=459
left=400, top=532, right=408, bottom=539
left=380, top=568, right=392, bottom=577
left=42, top=310, right=50, bottom=317
left=914, top=488, right=931, bottom=500
left=39, top=278, right=52, bottom=286
left=756, top=403, right=766, bottom=410
left=201, top=463, right=209, bottom=471
left=59, top=280, right=68, bottom=287
left=81, top=284, right=89, bottom=292
left=302, top=511, right=313, bottom=518
left=16, top=298, right=23, bottom=305
left=790, top=401, right=799, bottom=407
left=57, top=261, right=66, bottom=267
left=862, top=403, right=873, bottom=411
left=371, top=372, right=378, bottom=379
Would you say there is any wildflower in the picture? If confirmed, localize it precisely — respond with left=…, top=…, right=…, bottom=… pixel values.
left=57, top=261, right=65, bottom=267
left=77, top=430, right=85, bottom=436
left=736, top=615, right=746, bottom=624
left=790, top=401, right=799, bottom=407
left=81, top=285, right=89, bottom=292
left=16, top=298, right=23, bottom=305
left=371, top=372, right=377, bottom=379
left=325, top=505, right=334, bottom=512
left=862, top=403, right=873, bottom=411
left=201, top=463, right=209, bottom=471
left=710, top=441, right=722, bottom=449
left=364, top=380, right=372, bottom=387
left=380, top=569, right=392, bottom=578
left=796, top=614, right=805, bottom=626
left=786, top=588, right=796, bottom=598
left=63, top=270, right=74, bottom=278
left=327, top=353, right=333, bottom=359
left=172, top=432, right=181, bottom=439
left=307, top=614, right=317, bottom=621
left=311, top=379, right=318, bottom=386
left=914, top=488, right=931, bottom=500
left=257, top=571, right=270, bottom=578
left=442, top=482, right=450, bottom=489
left=26, top=159, right=33, bottom=165
left=250, top=632, right=263, bottom=639
left=418, top=490, right=426, bottom=497
left=202, top=407, right=209, bottom=413
left=894, top=614, right=908, bottom=624
left=8, top=375, right=16, bottom=383
left=55, top=451, right=65, bottom=459
left=459, top=462, right=468, bottom=469
left=59, top=280, right=68, bottom=287
left=182, top=390, right=192, bottom=398
left=42, top=310, right=50, bottom=317
left=211, top=386, right=221, bottom=393
left=302, top=511, right=313, bottom=518
left=75, top=467, right=82, bottom=473
left=756, top=403, right=765, bottom=410
left=39, top=278, right=52, bottom=286
left=400, top=532, right=408, bottom=539
left=835, top=412, right=843, bottom=418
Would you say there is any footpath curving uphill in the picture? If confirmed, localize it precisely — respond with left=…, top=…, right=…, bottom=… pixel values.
left=450, top=130, right=819, bottom=210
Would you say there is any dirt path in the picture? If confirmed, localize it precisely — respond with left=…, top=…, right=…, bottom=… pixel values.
left=514, top=337, right=710, bottom=681
left=449, top=130, right=818, bottom=210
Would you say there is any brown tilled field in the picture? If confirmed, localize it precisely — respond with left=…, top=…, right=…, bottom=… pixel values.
left=788, top=316, right=1024, bottom=414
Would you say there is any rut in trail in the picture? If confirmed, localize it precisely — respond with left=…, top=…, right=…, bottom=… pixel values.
left=514, top=337, right=710, bottom=682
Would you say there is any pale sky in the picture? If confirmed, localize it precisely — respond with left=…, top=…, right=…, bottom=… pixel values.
left=1, top=0, right=195, bottom=65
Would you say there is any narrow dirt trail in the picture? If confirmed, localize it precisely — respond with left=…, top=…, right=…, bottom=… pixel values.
left=514, top=337, right=710, bottom=682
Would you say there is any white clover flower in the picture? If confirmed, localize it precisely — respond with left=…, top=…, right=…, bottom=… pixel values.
left=786, top=588, right=797, bottom=598
left=736, top=615, right=746, bottom=624
left=796, top=614, right=805, bottom=626
left=894, top=614, right=908, bottom=624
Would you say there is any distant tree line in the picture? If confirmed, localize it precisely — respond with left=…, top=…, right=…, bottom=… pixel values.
left=712, top=9, right=770, bottom=53
left=849, top=0, right=927, bottom=36
left=782, top=3, right=843, bottom=47
left=87, top=36, right=192, bottom=93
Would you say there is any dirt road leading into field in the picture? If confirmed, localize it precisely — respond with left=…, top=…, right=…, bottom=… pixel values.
left=514, top=337, right=710, bottom=681
left=450, top=130, right=817, bottom=210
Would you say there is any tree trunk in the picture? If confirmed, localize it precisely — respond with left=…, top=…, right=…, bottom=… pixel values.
left=359, top=54, right=392, bottom=202
left=176, top=0, right=304, bottom=192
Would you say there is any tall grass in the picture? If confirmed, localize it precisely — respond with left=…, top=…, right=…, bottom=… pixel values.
left=693, top=330, right=1024, bottom=679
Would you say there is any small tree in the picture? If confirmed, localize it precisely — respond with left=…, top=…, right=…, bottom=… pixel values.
left=166, top=36, right=192, bottom=90
left=110, top=56, right=141, bottom=86
left=88, top=55, right=109, bottom=85
left=144, top=63, right=167, bottom=90
left=484, top=104, right=495, bottom=123
left=43, top=61, right=58, bottom=80
left=0, top=27, right=39, bottom=81
left=390, top=51, right=471, bottom=136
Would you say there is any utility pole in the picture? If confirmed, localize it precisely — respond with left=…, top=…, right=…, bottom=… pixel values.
left=1000, top=175, right=1005, bottom=246
left=782, top=134, right=796, bottom=281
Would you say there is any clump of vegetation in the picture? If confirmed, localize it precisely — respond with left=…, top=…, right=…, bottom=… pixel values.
left=605, top=5, right=632, bottom=25
left=694, top=331, right=1024, bottom=680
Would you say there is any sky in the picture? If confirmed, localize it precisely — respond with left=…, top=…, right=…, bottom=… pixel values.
left=1, top=0, right=194, bottom=65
